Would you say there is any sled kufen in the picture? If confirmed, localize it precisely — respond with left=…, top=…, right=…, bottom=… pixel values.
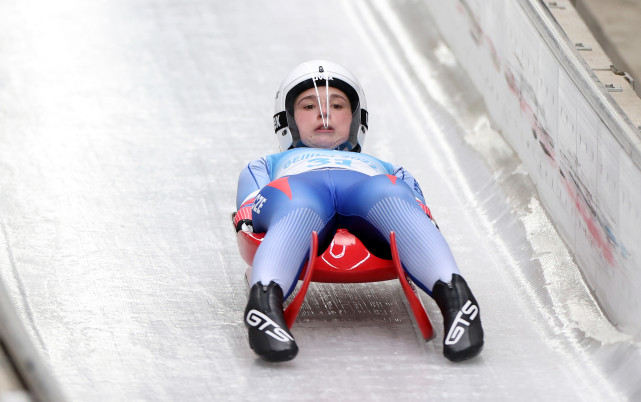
left=232, top=214, right=435, bottom=340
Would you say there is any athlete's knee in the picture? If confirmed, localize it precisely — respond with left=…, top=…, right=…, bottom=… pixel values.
left=361, top=175, right=416, bottom=203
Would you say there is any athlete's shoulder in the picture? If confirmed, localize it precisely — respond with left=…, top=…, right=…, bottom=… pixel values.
left=245, top=155, right=269, bottom=171
left=355, top=151, right=396, bottom=171
left=359, top=150, right=390, bottom=162
left=249, top=149, right=302, bottom=170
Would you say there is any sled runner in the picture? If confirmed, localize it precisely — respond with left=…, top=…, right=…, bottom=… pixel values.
left=233, top=216, right=435, bottom=340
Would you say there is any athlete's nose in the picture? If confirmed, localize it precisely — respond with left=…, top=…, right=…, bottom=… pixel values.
left=316, top=96, right=330, bottom=128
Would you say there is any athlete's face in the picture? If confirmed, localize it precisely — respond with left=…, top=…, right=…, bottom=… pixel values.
left=293, top=87, right=352, bottom=149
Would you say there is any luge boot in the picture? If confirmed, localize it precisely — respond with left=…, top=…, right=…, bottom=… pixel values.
left=432, top=274, right=484, bottom=362
left=244, top=281, right=298, bottom=362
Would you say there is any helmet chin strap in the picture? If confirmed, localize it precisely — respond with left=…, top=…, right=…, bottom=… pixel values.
left=307, top=63, right=330, bottom=129
left=325, top=78, right=330, bottom=129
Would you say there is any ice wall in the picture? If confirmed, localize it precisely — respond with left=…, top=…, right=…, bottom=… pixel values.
left=422, top=0, right=641, bottom=337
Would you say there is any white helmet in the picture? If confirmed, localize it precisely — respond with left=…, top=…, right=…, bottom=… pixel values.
left=273, top=60, right=368, bottom=152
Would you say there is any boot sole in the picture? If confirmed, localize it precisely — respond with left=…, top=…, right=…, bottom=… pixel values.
left=444, top=343, right=483, bottom=362
left=250, top=343, right=299, bottom=362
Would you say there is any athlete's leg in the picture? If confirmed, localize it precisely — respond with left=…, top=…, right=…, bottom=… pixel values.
left=250, top=171, right=335, bottom=298
left=335, top=172, right=483, bottom=361
left=244, top=171, right=338, bottom=362
left=336, top=173, right=460, bottom=294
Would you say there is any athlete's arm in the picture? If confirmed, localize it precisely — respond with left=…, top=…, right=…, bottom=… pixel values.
left=393, top=165, right=426, bottom=202
left=235, top=157, right=272, bottom=231
left=393, top=165, right=436, bottom=223
left=236, top=158, right=272, bottom=208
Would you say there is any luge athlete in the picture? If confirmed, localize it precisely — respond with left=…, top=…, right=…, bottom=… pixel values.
left=235, top=60, right=484, bottom=362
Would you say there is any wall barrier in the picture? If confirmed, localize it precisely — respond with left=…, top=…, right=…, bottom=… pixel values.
left=422, top=0, right=641, bottom=338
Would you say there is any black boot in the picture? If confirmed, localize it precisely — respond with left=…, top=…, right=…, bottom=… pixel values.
left=432, top=274, right=484, bottom=362
left=244, top=281, right=298, bottom=362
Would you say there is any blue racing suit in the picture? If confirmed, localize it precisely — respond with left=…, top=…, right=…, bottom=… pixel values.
left=236, top=148, right=460, bottom=297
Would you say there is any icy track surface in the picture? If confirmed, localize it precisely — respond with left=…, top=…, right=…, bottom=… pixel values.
left=0, top=0, right=638, bottom=400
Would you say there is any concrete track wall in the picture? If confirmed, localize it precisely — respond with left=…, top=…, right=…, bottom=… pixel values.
left=423, top=0, right=641, bottom=337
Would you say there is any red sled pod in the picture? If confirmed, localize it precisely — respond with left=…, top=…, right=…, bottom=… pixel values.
left=234, top=218, right=435, bottom=340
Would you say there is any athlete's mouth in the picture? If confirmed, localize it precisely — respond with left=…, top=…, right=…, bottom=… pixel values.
left=315, top=124, right=334, bottom=132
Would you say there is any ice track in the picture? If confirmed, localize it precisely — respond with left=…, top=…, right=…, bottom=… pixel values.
left=0, top=0, right=637, bottom=400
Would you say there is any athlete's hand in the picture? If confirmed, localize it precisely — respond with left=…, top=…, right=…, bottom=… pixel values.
left=417, top=200, right=439, bottom=229
left=234, top=198, right=255, bottom=232
left=236, top=219, right=254, bottom=233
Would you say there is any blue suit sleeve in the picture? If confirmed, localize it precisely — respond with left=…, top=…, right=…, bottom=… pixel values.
left=236, top=157, right=272, bottom=209
left=393, top=165, right=426, bottom=204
